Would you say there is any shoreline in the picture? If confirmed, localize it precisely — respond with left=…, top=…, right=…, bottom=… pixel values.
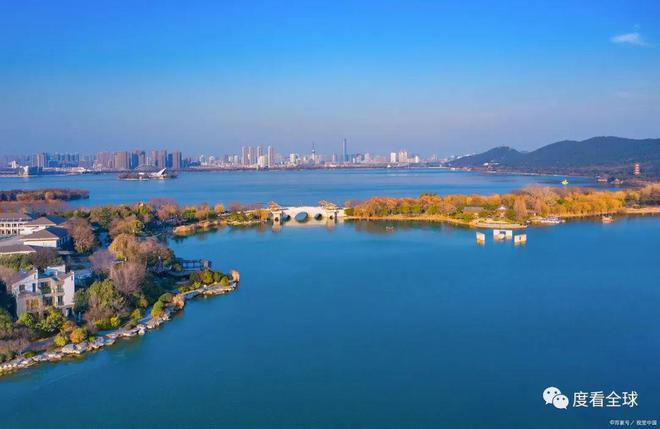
left=0, top=280, right=238, bottom=378
left=345, top=206, right=660, bottom=228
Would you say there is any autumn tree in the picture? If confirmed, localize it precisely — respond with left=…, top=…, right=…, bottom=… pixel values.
left=108, top=234, right=141, bottom=262
left=213, top=203, right=225, bottom=215
left=64, top=217, right=97, bottom=253
left=109, top=215, right=144, bottom=238
left=513, top=197, right=528, bottom=221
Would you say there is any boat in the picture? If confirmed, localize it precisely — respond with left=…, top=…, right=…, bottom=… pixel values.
left=118, top=168, right=178, bottom=181
left=601, top=215, right=614, bottom=224
left=538, top=216, right=565, bottom=225
left=561, top=179, right=569, bottom=186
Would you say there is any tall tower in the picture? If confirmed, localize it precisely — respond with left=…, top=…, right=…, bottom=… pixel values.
left=172, top=151, right=182, bottom=170
left=267, top=145, right=274, bottom=167
left=241, top=146, right=248, bottom=166
left=342, top=138, right=347, bottom=163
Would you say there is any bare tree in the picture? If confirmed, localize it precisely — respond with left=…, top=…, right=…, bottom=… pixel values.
left=29, top=247, right=60, bottom=270
left=64, top=217, right=97, bottom=253
left=110, top=262, right=146, bottom=295
left=89, top=249, right=116, bottom=275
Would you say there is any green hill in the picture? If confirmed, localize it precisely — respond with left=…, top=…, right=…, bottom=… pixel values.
left=448, top=136, right=660, bottom=177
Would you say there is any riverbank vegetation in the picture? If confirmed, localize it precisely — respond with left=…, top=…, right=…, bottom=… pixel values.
left=0, top=198, right=244, bottom=368
left=345, top=184, right=660, bottom=224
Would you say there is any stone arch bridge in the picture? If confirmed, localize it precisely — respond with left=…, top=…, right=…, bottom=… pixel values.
left=269, top=201, right=344, bottom=224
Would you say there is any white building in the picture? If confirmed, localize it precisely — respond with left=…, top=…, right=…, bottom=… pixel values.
left=19, top=226, right=69, bottom=248
left=390, top=152, right=398, bottom=163
left=20, top=215, right=66, bottom=235
left=9, top=265, right=75, bottom=317
left=0, top=213, right=33, bottom=236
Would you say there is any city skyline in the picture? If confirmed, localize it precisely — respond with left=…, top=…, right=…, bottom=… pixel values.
left=2, top=1, right=659, bottom=155
left=0, top=140, right=436, bottom=173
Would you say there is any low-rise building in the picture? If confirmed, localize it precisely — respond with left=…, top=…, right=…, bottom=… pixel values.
left=0, top=212, right=33, bottom=236
left=8, top=265, right=75, bottom=317
left=20, top=215, right=66, bottom=235
left=463, top=206, right=483, bottom=215
left=0, top=244, right=37, bottom=256
left=19, top=226, right=70, bottom=248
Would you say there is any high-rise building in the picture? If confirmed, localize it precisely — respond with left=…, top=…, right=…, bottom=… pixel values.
left=390, top=152, right=398, bottom=163
left=257, top=146, right=263, bottom=159
left=136, top=151, right=146, bottom=167
left=342, top=139, right=348, bottom=163
left=113, top=151, right=130, bottom=170
left=158, top=150, right=168, bottom=169
left=241, top=146, right=248, bottom=165
left=633, top=162, right=641, bottom=176
left=150, top=150, right=159, bottom=167
left=35, top=153, right=47, bottom=168
left=171, top=151, right=182, bottom=170
left=247, top=146, right=254, bottom=165
left=129, top=152, right=139, bottom=169
left=267, top=146, right=274, bottom=167
left=398, top=150, right=408, bottom=163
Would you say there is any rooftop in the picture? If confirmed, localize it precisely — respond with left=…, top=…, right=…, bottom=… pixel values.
left=24, top=216, right=66, bottom=227
left=0, top=212, right=33, bottom=221
left=20, top=226, right=69, bottom=241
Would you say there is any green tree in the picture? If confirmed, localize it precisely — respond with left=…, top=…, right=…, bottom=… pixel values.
left=84, top=279, right=126, bottom=326
left=54, top=334, right=68, bottom=347
left=200, top=270, right=214, bottom=285
left=17, top=312, right=38, bottom=330
left=74, top=289, right=89, bottom=313
left=38, top=307, right=66, bottom=335
left=151, top=301, right=165, bottom=318
left=0, top=308, right=14, bottom=337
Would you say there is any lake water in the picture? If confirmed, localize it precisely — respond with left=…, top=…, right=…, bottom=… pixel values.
left=0, top=168, right=604, bottom=207
left=1, top=171, right=658, bottom=428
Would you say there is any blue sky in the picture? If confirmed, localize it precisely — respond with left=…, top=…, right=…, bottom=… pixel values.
left=1, top=0, right=659, bottom=157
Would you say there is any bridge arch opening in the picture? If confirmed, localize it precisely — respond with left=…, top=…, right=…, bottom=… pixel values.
left=294, top=212, right=309, bottom=222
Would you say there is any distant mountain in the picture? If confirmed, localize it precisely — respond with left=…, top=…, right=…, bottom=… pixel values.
left=448, top=136, right=660, bottom=178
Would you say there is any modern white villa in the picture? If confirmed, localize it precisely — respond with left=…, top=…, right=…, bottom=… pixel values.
left=8, top=265, right=76, bottom=317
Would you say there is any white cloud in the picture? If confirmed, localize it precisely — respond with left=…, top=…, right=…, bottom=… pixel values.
left=610, top=32, right=650, bottom=46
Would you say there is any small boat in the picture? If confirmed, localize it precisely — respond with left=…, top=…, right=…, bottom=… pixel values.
left=538, top=216, right=565, bottom=225
left=601, top=215, right=614, bottom=224
left=385, top=226, right=395, bottom=232
left=561, top=179, right=569, bottom=186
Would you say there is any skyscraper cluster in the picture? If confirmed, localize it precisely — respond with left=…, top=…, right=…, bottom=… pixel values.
left=94, top=149, right=184, bottom=170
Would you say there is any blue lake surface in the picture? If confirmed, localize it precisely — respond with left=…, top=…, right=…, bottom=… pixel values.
left=0, top=171, right=657, bottom=428
left=0, top=168, right=603, bottom=207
